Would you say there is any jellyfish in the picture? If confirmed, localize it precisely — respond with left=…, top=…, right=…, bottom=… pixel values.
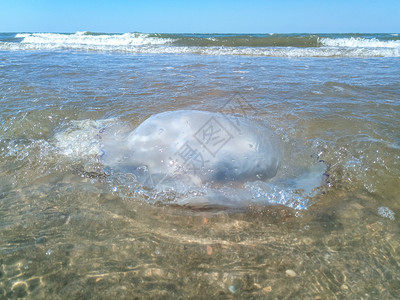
left=99, top=110, right=327, bottom=208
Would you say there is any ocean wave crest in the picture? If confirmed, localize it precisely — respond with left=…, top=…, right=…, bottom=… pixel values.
left=319, top=37, right=400, bottom=48
left=1, top=32, right=399, bottom=57
left=15, top=32, right=172, bottom=46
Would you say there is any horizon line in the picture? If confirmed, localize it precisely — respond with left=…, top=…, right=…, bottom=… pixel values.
left=2, top=31, right=399, bottom=35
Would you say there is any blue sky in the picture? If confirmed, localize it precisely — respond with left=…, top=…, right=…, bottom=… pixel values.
left=1, top=0, right=399, bottom=33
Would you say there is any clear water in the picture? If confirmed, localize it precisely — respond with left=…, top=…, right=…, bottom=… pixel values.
left=0, top=33, right=400, bottom=298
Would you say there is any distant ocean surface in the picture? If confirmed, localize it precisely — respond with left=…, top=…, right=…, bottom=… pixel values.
left=1, top=32, right=400, bottom=57
left=1, top=32, right=400, bottom=298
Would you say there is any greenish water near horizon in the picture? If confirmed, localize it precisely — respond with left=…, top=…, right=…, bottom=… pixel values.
left=0, top=33, right=399, bottom=298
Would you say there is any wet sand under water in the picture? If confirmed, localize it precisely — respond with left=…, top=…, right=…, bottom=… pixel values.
left=1, top=172, right=399, bottom=299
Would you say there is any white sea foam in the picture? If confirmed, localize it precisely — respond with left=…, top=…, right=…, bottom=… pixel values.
left=320, top=37, right=400, bottom=48
left=54, top=118, right=118, bottom=159
left=15, top=32, right=172, bottom=47
left=2, top=42, right=399, bottom=57
left=377, top=206, right=395, bottom=220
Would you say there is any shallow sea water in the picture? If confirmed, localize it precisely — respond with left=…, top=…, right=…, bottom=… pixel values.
left=1, top=46, right=400, bottom=299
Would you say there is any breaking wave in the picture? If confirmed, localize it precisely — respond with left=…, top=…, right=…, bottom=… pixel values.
left=1, top=32, right=399, bottom=57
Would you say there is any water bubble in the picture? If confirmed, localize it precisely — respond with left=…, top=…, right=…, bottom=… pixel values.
left=228, top=285, right=237, bottom=293
left=377, top=206, right=395, bottom=220
left=35, top=236, right=45, bottom=244
left=285, top=269, right=297, bottom=277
